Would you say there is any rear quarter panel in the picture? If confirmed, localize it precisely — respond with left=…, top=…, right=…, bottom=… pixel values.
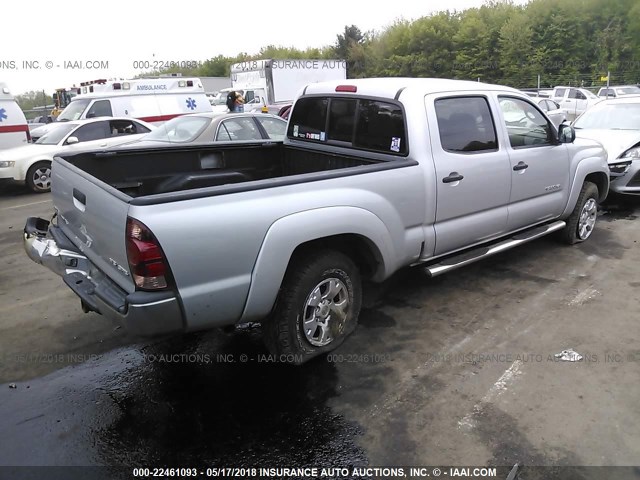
left=129, top=164, right=426, bottom=330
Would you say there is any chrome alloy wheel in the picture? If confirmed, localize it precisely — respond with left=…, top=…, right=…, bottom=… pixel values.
left=578, top=198, right=597, bottom=240
left=302, top=278, right=349, bottom=347
left=32, top=166, right=52, bottom=191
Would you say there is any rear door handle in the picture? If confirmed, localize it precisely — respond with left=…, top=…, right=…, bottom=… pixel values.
left=73, top=188, right=86, bottom=212
left=513, top=162, right=529, bottom=171
left=442, top=172, right=464, bottom=183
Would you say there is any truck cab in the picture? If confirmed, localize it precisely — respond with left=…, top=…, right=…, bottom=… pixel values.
left=551, top=86, right=601, bottom=121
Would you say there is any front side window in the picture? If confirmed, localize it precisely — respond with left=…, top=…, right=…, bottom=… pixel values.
left=435, top=96, right=497, bottom=153
left=499, top=97, right=552, bottom=148
left=86, top=100, right=113, bottom=118
left=71, top=122, right=109, bottom=143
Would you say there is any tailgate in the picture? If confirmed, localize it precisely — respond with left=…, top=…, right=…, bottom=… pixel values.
left=51, top=157, right=135, bottom=293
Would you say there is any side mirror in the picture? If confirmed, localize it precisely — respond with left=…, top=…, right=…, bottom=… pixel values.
left=66, top=136, right=79, bottom=145
left=558, top=124, right=576, bottom=144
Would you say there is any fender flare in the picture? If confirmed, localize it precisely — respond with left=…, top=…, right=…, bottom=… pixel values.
left=240, top=206, right=396, bottom=323
left=561, top=159, right=609, bottom=218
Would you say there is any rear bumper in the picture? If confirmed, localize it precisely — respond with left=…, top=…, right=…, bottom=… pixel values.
left=24, top=216, right=185, bottom=336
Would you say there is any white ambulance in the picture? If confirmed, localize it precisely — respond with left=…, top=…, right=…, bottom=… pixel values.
left=32, top=78, right=212, bottom=140
left=0, top=83, right=30, bottom=151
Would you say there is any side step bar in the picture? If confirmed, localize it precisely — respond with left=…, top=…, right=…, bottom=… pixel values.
left=423, top=220, right=566, bottom=277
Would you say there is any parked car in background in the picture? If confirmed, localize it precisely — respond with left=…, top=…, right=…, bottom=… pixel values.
left=30, top=77, right=211, bottom=141
left=28, top=115, right=55, bottom=132
left=521, top=88, right=552, bottom=98
left=0, top=83, right=30, bottom=151
left=533, top=97, right=567, bottom=128
left=551, top=86, right=601, bottom=121
left=574, top=96, right=640, bottom=195
left=0, top=117, right=153, bottom=193
left=124, top=112, right=286, bottom=147
left=597, top=85, right=640, bottom=98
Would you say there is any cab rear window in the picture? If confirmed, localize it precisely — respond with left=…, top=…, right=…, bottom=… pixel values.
left=288, top=96, right=407, bottom=155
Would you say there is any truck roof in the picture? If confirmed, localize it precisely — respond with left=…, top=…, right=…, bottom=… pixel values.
left=72, top=78, right=205, bottom=100
left=302, top=77, right=522, bottom=99
left=0, top=82, right=15, bottom=100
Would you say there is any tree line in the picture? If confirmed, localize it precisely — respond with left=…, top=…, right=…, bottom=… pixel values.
left=152, top=0, right=640, bottom=89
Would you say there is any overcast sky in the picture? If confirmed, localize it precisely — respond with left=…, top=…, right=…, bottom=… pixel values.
left=2, top=0, right=517, bottom=96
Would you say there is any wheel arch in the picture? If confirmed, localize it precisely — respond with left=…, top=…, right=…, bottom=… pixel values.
left=239, top=206, right=395, bottom=323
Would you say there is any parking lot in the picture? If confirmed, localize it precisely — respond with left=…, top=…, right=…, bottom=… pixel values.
left=1, top=182, right=639, bottom=474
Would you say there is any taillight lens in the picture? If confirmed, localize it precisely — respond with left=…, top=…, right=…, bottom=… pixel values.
left=25, top=128, right=32, bottom=142
left=126, top=217, right=170, bottom=290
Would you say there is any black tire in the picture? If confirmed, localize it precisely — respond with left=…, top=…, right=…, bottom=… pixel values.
left=263, top=249, right=362, bottom=364
left=559, top=181, right=599, bottom=245
left=26, top=161, right=52, bottom=193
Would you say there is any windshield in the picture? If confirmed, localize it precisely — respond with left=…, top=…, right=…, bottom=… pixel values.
left=617, top=86, right=640, bottom=95
left=574, top=103, right=640, bottom=130
left=56, top=99, right=90, bottom=121
left=144, top=115, right=211, bottom=143
left=35, top=123, right=78, bottom=145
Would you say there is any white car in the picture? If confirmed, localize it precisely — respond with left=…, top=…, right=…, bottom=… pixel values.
left=597, top=85, right=640, bottom=99
left=573, top=96, right=640, bottom=195
left=534, top=97, right=567, bottom=128
left=0, top=117, right=153, bottom=193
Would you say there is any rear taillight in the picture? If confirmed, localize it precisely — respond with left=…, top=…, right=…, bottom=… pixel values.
left=126, top=217, right=170, bottom=290
left=25, top=128, right=31, bottom=142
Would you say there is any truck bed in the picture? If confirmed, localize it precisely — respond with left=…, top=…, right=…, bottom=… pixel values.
left=57, top=142, right=387, bottom=200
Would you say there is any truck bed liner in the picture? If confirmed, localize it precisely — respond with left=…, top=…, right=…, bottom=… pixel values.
left=57, top=143, right=386, bottom=199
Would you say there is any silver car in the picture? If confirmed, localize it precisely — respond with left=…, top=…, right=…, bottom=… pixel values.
left=574, top=96, right=640, bottom=195
left=131, top=112, right=287, bottom=146
left=534, top=97, right=567, bottom=128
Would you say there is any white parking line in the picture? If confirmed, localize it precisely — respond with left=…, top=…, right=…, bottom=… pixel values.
left=0, top=199, right=51, bottom=211
left=458, top=359, right=524, bottom=430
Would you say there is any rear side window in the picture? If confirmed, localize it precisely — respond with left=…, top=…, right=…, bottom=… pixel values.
left=354, top=100, right=406, bottom=154
left=288, top=96, right=407, bottom=155
left=72, top=122, right=109, bottom=142
left=435, top=97, right=497, bottom=153
left=288, top=97, right=329, bottom=140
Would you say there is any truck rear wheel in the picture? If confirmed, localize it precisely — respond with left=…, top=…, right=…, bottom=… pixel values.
left=26, top=161, right=52, bottom=193
left=560, top=181, right=599, bottom=244
left=263, top=250, right=362, bottom=364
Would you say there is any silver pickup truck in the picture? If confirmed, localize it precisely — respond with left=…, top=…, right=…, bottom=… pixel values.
left=24, top=78, right=609, bottom=364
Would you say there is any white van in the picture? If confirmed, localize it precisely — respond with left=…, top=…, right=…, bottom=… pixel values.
left=0, top=83, right=30, bottom=150
left=31, top=78, right=212, bottom=140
